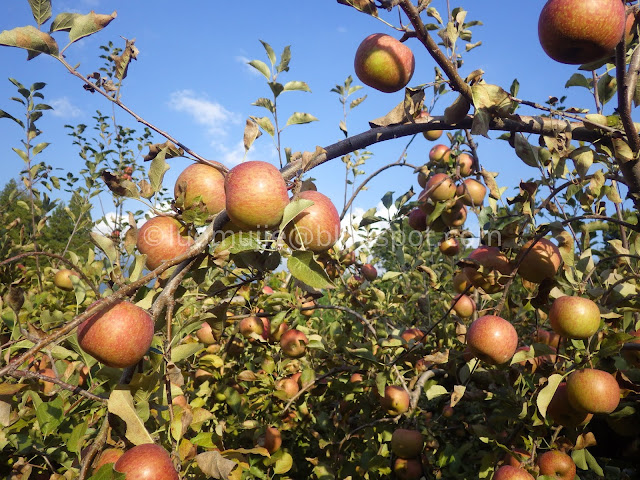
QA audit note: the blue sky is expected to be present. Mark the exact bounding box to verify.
[0,1,630,228]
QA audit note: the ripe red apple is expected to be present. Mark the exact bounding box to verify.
[114,443,179,480]
[393,457,423,480]
[408,208,427,231]
[285,190,341,252]
[224,160,289,230]
[493,465,535,480]
[463,246,513,294]
[380,385,410,416]
[538,0,626,65]
[566,368,620,414]
[417,167,429,188]
[547,382,593,427]
[276,376,300,398]
[341,250,356,266]
[452,294,475,318]
[354,33,415,93]
[516,238,562,283]
[425,173,456,202]
[456,178,486,206]
[93,448,124,472]
[391,428,424,458]
[401,328,426,345]
[535,327,561,349]
[174,163,225,214]
[270,321,289,342]
[456,153,474,177]
[503,448,531,468]
[280,328,309,358]
[196,322,216,345]
[53,269,79,291]
[263,426,282,453]
[361,263,377,281]
[439,237,461,256]
[239,316,264,340]
[441,201,467,227]
[300,300,316,317]
[537,450,576,480]
[78,301,154,369]
[417,198,448,232]
[424,129,443,141]
[466,315,518,365]
[549,295,600,339]
[137,216,194,270]
[429,144,451,164]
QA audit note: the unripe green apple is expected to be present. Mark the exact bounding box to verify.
[566,368,620,414]
[53,269,79,291]
[549,295,600,339]
[174,163,225,214]
[78,301,154,369]
[224,161,289,230]
[424,129,443,141]
[354,33,415,93]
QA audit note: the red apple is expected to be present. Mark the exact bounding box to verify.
[453,270,474,294]
[456,178,486,207]
[78,301,154,369]
[456,153,474,177]
[537,450,576,480]
[516,238,562,283]
[380,385,410,416]
[547,382,593,427]
[280,328,309,358]
[535,328,561,349]
[393,457,423,480]
[401,328,426,345]
[452,294,475,319]
[93,448,124,472]
[424,129,443,141]
[408,208,427,231]
[566,368,620,414]
[354,33,415,93]
[538,0,626,65]
[114,443,179,480]
[424,173,456,202]
[224,160,289,230]
[53,269,79,291]
[463,246,513,294]
[137,216,193,270]
[439,237,461,256]
[263,426,282,453]
[391,430,423,459]
[174,163,225,214]
[429,144,451,164]
[276,376,300,398]
[466,315,518,365]
[196,322,216,345]
[239,316,264,340]
[493,465,534,480]
[285,190,341,252]
[441,201,467,227]
[549,295,600,339]
[361,263,377,281]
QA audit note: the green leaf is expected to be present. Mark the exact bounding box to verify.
[569,146,595,177]
[565,73,591,89]
[283,81,311,93]
[32,142,50,155]
[67,421,88,453]
[260,39,276,66]
[64,11,117,43]
[252,97,275,113]
[381,191,393,209]
[215,232,262,255]
[269,81,284,98]
[585,449,604,476]
[248,59,271,80]
[274,452,293,474]
[0,25,59,59]
[171,343,203,363]
[597,73,617,106]
[36,396,63,436]
[107,388,154,445]
[90,232,117,265]
[0,109,24,127]
[426,384,448,400]
[250,116,275,137]
[572,449,587,470]
[277,45,291,73]
[537,373,563,419]
[287,251,333,289]
[12,147,30,163]
[148,148,171,194]
[50,13,79,33]
[28,0,52,26]
[513,133,539,168]
[285,112,318,127]
[87,464,126,480]
[279,198,314,231]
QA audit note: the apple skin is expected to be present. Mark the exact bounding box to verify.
[263,426,282,453]
[493,465,535,480]
[424,173,456,202]
[137,216,194,270]
[361,263,377,281]
[224,161,289,230]
[401,328,426,345]
[549,295,600,339]
[196,322,216,345]
[424,129,443,141]
[393,457,423,480]
[463,246,513,294]
[429,144,451,164]
[93,448,124,472]
[280,328,309,358]
[391,429,423,459]
[78,301,154,369]
[538,0,626,65]
[238,316,265,340]
[439,237,460,256]
[535,327,561,349]
[441,201,467,227]
[452,294,475,318]
[408,208,427,231]
[466,315,518,365]
[456,153,474,177]
[453,271,474,294]
[354,33,415,93]
[516,238,562,283]
[456,178,486,207]
[547,382,593,427]
[174,163,225,214]
[53,269,79,291]
[285,190,341,252]
[380,385,410,416]
[537,450,576,480]
[114,443,179,480]
[275,376,300,398]
[622,329,640,366]
[566,368,620,414]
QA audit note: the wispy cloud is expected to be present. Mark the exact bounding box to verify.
[168,90,240,137]
[236,55,266,77]
[49,97,82,118]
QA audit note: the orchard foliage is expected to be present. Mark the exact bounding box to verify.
[2,0,640,479]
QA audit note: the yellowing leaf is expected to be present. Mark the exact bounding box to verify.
[107,389,154,445]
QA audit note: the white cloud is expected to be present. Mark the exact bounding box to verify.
[49,97,82,118]
[236,55,265,77]
[168,90,240,137]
